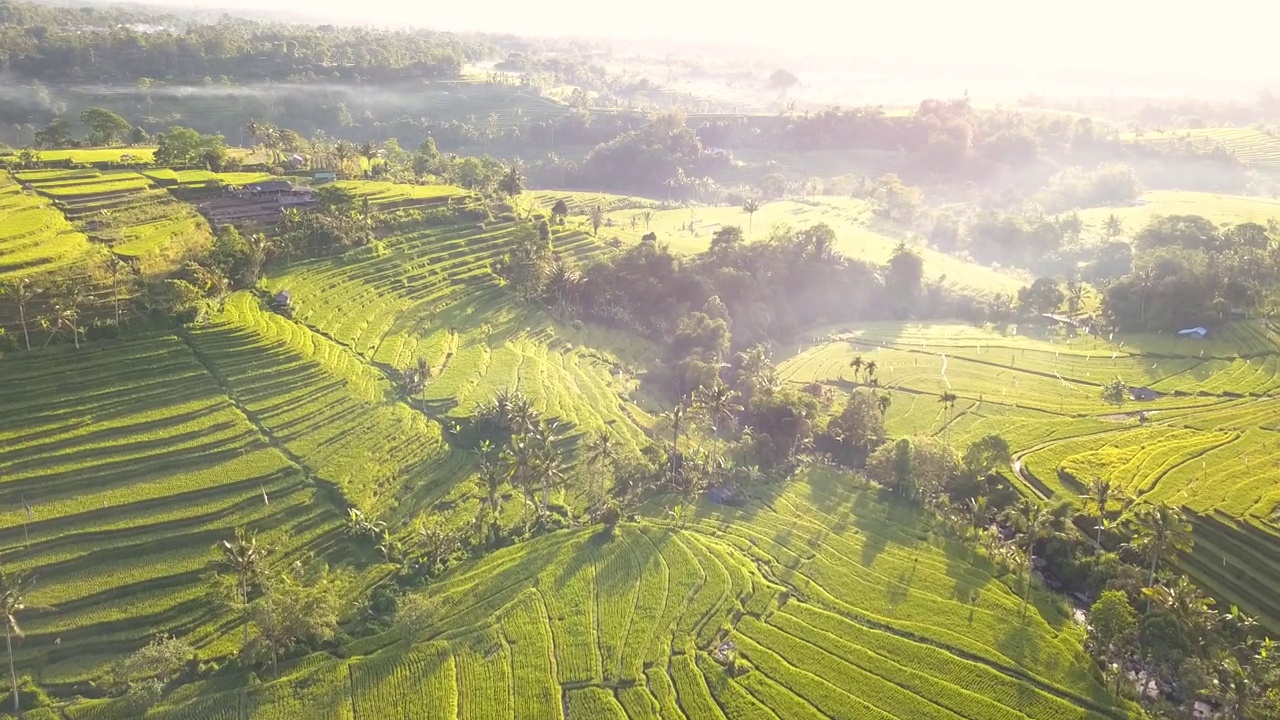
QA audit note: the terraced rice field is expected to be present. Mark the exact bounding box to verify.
[548,195,1027,298]
[265,218,659,466]
[81,468,1137,720]
[0,148,156,164]
[144,169,276,188]
[0,337,344,682]
[186,293,463,518]
[779,319,1280,631]
[0,173,104,280]
[14,168,213,261]
[1125,126,1280,170]
[333,180,467,208]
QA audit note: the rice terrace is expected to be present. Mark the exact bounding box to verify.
[1,1,1279,718]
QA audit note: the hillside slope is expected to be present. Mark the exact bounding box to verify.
[77,469,1137,720]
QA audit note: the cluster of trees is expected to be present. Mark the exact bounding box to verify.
[1101,216,1280,330]
[28,107,146,149]
[541,223,953,356]
[0,1,487,84]
[1072,485,1279,717]
[695,97,1111,180]
[572,114,730,200]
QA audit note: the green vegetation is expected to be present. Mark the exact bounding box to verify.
[777,320,1280,631]
[76,469,1137,719]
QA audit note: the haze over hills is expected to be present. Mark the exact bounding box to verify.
[68,0,1280,104]
[3,0,1280,717]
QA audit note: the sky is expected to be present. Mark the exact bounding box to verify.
[165,0,1280,95]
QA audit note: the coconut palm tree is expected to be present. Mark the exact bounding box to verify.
[499,162,525,198]
[693,379,741,471]
[0,571,36,713]
[216,527,267,646]
[742,198,760,237]
[1067,281,1085,315]
[1135,267,1156,327]
[876,393,892,417]
[532,420,567,514]
[585,432,616,505]
[1125,502,1193,588]
[938,391,958,441]
[661,402,687,489]
[0,278,37,351]
[474,442,504,544]
[1001,499,1063,611]
[1103,214,1124,240]
[1142,574,1216,643]
[107,255,127,330]
[1080,477,1114,551]
[504,434,536,526]
[849,355,865,382]
[54,302,80,349]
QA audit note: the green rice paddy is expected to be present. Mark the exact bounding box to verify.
[74,468,1138,719]
[778,319,1280,630]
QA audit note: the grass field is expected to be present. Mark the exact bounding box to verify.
[1075,190,1280,239]
[74,468,1136,719]
[777,319,1280,631]
[535,192,1028,298]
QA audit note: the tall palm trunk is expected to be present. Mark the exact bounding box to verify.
[6,625,17,713]
[241,575,250,646]
[17,304,29,351]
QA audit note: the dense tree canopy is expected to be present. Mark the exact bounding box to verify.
[0,1,486,83]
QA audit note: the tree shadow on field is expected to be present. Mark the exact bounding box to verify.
[943,541,993,607]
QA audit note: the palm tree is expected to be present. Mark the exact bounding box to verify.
[849,355,865,381]
[334,140,357,176]
[1080,477,1114,551]
[590,204,605,236]
[1135,267,1155,327]
[216,528,266,646]
[0,571,36,713]
[876,393,892,417]
[499,162,525,198]
[585,432,616,505]
[0,278,37,351]
[505,434,537,526]
[1103,214,1124,240]
[1125,502,1193,588]
[475,442,504,544]
[414,357,431,412]
[1066,281,1085,315]
[244,119,261,152]
[742,198,761,237]
[1002,499,1062,611]
[864,360,878,381]
[661,402,687,489]
[938,391,958,441]
[532,420,566,514]
[107,255,127,330]
[693,379,741,471]
[53,300,80,349]
[359,141,380,172]
[1142,574,1216,642]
